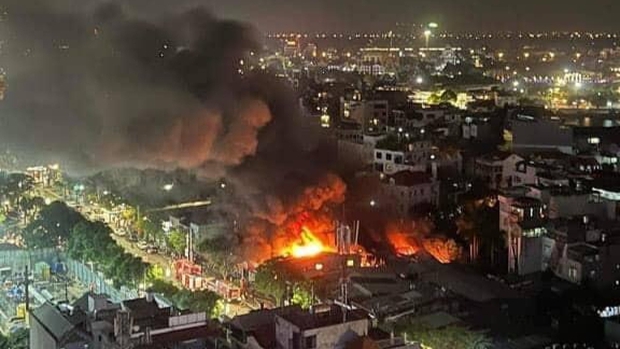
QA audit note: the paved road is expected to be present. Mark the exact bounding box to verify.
[32,185,253,316]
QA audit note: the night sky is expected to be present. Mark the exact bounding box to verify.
[111,0,620,32]
[11,0,620,32]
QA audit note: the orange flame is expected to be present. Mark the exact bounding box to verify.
[387,231,420,256]
[282,226,333,258]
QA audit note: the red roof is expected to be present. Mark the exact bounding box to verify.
[388,171,433,186]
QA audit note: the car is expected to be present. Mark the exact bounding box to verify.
[137,241,149,250]
[146,246,159,254]
[115,229,127,237]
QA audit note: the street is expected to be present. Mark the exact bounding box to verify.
[31,184,253,317]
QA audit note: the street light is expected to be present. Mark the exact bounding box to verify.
[370,200,376,207]
[415,76,424,84]
[424,30,432,48]
[162,184,174,191]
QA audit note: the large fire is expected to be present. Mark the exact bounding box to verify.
[282,226,333,258]
[385,221,460,264]
[275,211,336,259]
[388,231,420,256]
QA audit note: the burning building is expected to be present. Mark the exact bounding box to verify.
[385,220,461,264]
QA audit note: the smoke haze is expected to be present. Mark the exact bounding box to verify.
[0,0,343,261]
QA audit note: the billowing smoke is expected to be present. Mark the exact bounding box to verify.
[0,1,270,172]
[0,0,343,261]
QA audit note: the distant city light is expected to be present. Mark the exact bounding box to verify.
[415,76,424,84]
[163,184,174,191]
[428,22,438,29]
[370,200,376,207]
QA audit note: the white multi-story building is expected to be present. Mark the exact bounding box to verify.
[474,153,525,189]
[381,170,439,217]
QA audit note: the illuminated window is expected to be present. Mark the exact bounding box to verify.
[588,137,600,145]
[346,259,355,267]
[314,263,323,271]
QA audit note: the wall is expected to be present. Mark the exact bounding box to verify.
[519,237,543,275]
[275,316,368,349]
[511,118,573,152]
[66,259,138,302]
[381,182,438,217]
[303,319,368,349]
[0,248,57,275]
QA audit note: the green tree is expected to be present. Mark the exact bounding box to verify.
[23,201,85,249]
[253,261,286,305]
[0,328,29,349]
[146,264,165,282]
[427,92,442,105]
[440,89,458,103]
[395,322,492,349]
[167,229,187,255]
[291,282,313,309]
[150,279,179,295]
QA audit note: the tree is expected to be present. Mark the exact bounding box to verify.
[146,264,165,282]
[23,201,85,249]
[149,280,222,318]
[440,89,458,103]
[291,282,313,309]
[68,220,147,288]
[395,321,492,349]
[167,229,187,256]
[150,279,179,295]
[253,261,286,305]
[0,328,29,349]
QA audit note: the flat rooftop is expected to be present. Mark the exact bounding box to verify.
[277,305,368,330]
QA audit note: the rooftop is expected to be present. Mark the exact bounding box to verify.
[567,243,599,257]
[30,302,88,342]
[277,304,368,331]
[477,151,517,163]
[411,311,461,329]
[387,171,433,187]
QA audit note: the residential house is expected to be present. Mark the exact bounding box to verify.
[380,171,440,217]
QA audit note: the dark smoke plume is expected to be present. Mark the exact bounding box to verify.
[0,1,270,172]
[0,0,342,260]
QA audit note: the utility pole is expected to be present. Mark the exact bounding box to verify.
[25,264,30,312]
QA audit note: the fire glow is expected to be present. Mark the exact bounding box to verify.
[281,226,334,259]
[385,223,459,264]
[387,231,420,256]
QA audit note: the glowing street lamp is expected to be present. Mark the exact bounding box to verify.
[428,22,438,29]
[424,29,432,48]
[162,183,174,191]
